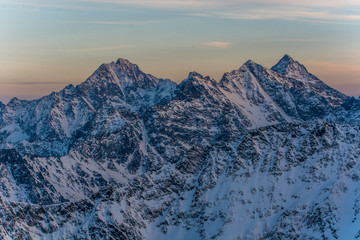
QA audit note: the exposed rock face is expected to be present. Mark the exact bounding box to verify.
[0,56,359,239]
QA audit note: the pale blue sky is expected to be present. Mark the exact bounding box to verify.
[1,0,360,102]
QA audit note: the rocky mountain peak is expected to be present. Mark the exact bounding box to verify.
[6,97,24,107]
[178,71,216,89]
[82,58,159,90]
[114,58,141,73]
[270,55,348,106]
[0,101,4,122]
[243,59,256,67]
[271,54,309,77]
[173,71,219,102]
[220,61,256,86]
[181,71,218,90]
[187,71,213,83]
[240,59,260,72]
[241,59,269,74]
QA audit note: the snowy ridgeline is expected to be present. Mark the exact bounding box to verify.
[0,55,360,239]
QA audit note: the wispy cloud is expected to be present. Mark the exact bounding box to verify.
[0,0,85,10]
[213,7,360,22]
[203,41,232,48]
[275,38,320,42]
[60,45,130,52]
[4,0,360,9]
[82,0,218,8]
[82,0,360,8]
[84,0,360,22]
[3,0,360,22]
[253,38,320,43]
[0,81,69,85]
[84,20,159,25]
[250,0,360,8]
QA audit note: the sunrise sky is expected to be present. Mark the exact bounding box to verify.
[1,0,360,103]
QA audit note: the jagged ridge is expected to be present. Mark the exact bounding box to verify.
[0,55,359,239]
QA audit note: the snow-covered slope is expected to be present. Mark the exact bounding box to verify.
[146,122,360,239]
[0,101,4,125]
[234,58,347,121]
[0,58,176,156]
[219,60,292,127]
[0,55,359,239]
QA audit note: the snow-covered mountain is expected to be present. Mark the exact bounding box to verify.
[0,55,359,239]
[0,101,4,125]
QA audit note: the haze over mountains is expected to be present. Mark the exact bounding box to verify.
[0,55,360,239]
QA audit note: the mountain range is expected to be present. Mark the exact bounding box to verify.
[0,55,360,239]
